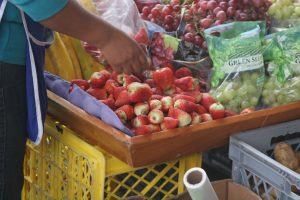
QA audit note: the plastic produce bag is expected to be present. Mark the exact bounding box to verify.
[262,26,300,108]
[204,21,266,113]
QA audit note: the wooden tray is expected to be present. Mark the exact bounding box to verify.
[47,90,300,167]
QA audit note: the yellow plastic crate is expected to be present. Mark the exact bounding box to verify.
[23,116,202,200]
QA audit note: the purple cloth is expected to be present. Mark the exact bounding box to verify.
[44,72,133,136]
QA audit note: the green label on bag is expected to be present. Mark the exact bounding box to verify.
[222,54,264,73]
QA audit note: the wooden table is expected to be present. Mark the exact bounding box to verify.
[47,90,300,167]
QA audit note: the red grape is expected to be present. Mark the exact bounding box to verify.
[219,2,228,10]
[173,5,181,12]
[214,20,223,26]
[183,10,193,21]
[200,18,212,29]
[228,0,237,8]
[213,7,223,15]
[239,13,249,21]
[142,6,151,16]
[164,15,174,25]
[216,10,227,21]
[162,6,172,17]
[185,23,195,33]
[151,7,160,18]
[194,35,204,47]
[250,11,258,20]
[183,32,195,42]
[207,0,218,10]
[227,7,235,17]
[199,1,208,11]
[251,0,265,8]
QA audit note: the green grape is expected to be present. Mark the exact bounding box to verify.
[250,97,258,106]
[241,101,251,109]
[295,6,300,15]
[274,10,283,19]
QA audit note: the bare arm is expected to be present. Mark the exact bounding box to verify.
[40,0,149,74]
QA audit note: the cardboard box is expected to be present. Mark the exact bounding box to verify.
[123,179,261,200]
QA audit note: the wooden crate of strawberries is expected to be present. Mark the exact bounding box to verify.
[47,66,300,167]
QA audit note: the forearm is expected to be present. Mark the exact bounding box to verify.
[40,0,117,49]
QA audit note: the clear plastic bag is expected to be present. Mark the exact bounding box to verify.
[204,21,266,113]
[262,26,300,108]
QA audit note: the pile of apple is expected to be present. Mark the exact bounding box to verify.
[70,65,236,136]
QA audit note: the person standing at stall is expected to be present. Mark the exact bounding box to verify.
[0,0,149,199]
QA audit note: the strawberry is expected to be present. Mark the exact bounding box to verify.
[115,90,131,107]
[153,67,174,90]
[152,87,164,95]
[145,79,156,88]
[161,117,179,130]
[197,105,208,114]
[86,88,107,100]
[173,94,196,103]
[134,27,149,45]
[163,85,176,96]
[200,93,216,110]
[90,70,111,88]
[240,108,254,115]
[104,79,118,94]
[131,115,149,128]
[70,79,89,91]
[113,86,126,100]
[161,96,173,112]
[225,110,237,117]
[209,103,225,119]
[176,87,183,94]
[200,113,213,122]
[151,95,164,100]
[123,74,141,87]
[100,95,116,110]
[182,91,202,103]
[175,67,193,78]
[134,102,150,116]
[127,82,152,103]
[149,99,162,110]
[174,99,199,113]
[174,76,199,91]
[112,71,124,85]
[116,105,134,120]
[148,109,164,124]
[132,124,161,136]
[115,110,127,124]
[191,112,202,125]
[168,107,192,127]
[164,63,175,72]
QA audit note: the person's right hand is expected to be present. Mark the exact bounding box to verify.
[100,29,150,74]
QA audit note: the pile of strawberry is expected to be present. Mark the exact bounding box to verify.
[70,65,236,136]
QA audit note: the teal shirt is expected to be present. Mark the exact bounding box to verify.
[0,0,69,65]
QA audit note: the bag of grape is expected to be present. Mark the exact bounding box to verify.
[262,26,300,107]
[204,21,266,113]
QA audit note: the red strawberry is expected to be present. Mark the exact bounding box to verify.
[115,90,131,107]
[200,93,216,110]
[70,79,89,90]
[113,86,126,99]
[152,87,163,95]
[174,99,199,113]
[111,71,124,85]
[209,103,225,119]
[240,108,254,115]
[149,99,162,110]
[182,91,202,103]
[175,67,193,78]
[132,124,160,136]
[197,105,208,114]
[86,88,107,100]
[176,87,183,94]
[116,105,134,120]
[161,117,179,130]
[161,96,173,112]
[173,94,196,103]
[191,112,202,125]
[115,110,127,124]
[127,82,152,103]
[153,67,174,90]
[163,85,176,96]
[145,79,156,88]
[104,79,118,94]
[164,62,175,72]
[134,102,150,116]
[123,74,141,87]
[90,70,111,88]
[100,95,116,110]
[200,113,213,122]
[174,76,199,91]
[134,27,149,45]
[131,115,149,128]
[151,95,164,100]
[225,110,237,117]
[168,107,192,127]
[148,109,164,124]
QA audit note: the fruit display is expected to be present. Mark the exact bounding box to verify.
[70,65,234,136]
[268,0,300,20]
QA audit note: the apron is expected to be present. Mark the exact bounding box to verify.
[0,0,53,144]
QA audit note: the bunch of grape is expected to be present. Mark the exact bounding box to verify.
[182,0,272,46]
[268,0,300,20]
[262,76,300,107]
[210,72,263,113]
[140,0,182,32]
